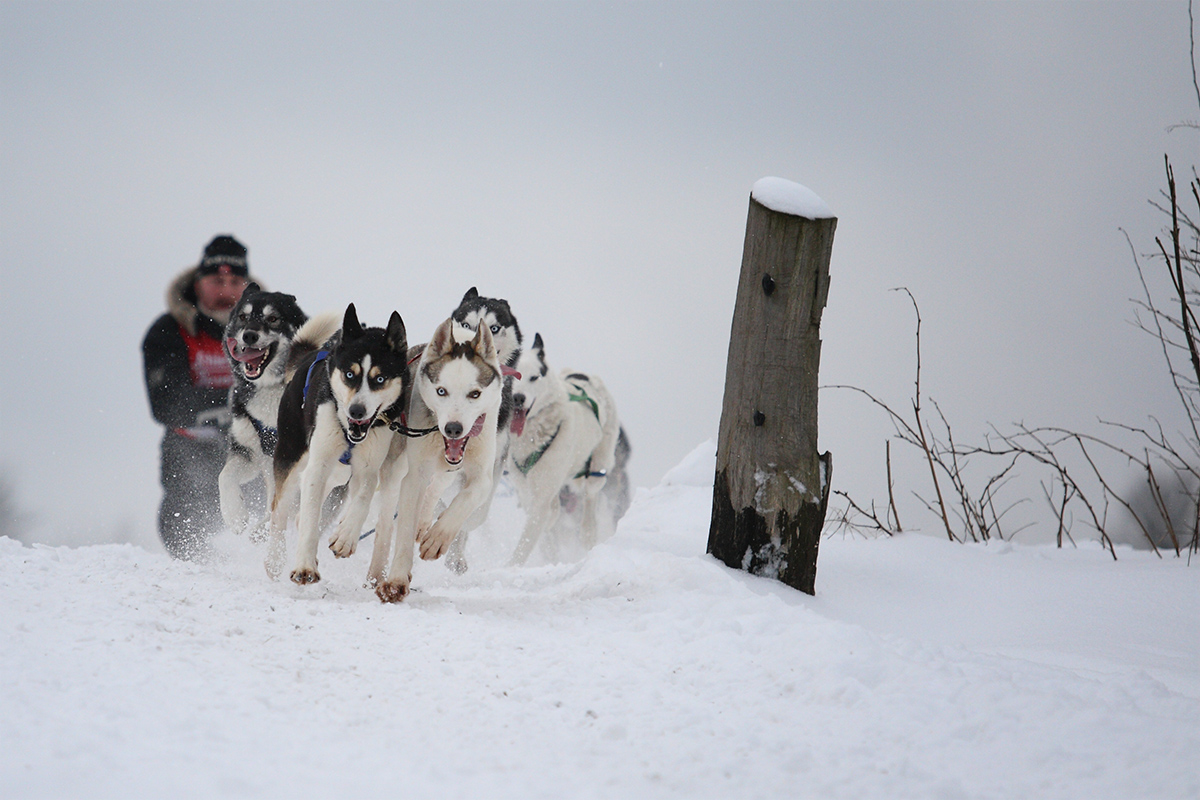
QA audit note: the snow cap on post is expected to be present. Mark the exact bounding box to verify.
[751,177,834,220]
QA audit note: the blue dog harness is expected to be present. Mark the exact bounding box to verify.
[303,350,354,465]
[302,350,330,405]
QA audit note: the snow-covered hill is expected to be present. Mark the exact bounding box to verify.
[2,443,1198,799]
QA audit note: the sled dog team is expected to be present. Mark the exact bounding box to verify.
[219,286,630,602]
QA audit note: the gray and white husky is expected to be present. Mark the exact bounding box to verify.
[369,318,503,602]
[437,287,524,573]
[506,333,623,565]
[268,303,410,585]
[218,283,309,537]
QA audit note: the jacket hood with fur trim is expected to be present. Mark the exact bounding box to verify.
[165,266,263,336]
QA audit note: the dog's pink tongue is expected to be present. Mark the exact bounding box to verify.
[226,338,268,363]
[510,406,527,436]
[467,414,486,437]
[444,436,467,463]
[443,415,488,463]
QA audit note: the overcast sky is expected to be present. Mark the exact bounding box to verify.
[2,1,1197,549]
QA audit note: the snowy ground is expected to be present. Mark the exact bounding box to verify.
[3,442,1198,799]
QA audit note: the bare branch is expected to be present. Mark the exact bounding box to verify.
[1124,226,1200,445]
[1191,0,1200,114]
[886,440,902,532]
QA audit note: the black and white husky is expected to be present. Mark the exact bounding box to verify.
[218,283,309,537]
[437,287,525,573]
[268,303,410,585]
[368,318,503,602]
[450,286,524,462]
[506,333,623,565]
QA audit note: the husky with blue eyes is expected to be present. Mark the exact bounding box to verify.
[266,303,410,586]
[451,286,523,379]
[425,287,526,574]
[367,317,503,602]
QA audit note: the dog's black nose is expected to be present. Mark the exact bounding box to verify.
[513,393,526,407]
[348,403,367,420]
[444,421,464,439]
[243,330,259,345]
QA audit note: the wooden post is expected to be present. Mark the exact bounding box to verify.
[707,177,835,595]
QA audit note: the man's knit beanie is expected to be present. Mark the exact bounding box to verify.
[197,235,249,277]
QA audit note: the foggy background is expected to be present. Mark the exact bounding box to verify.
[2,1,1197,551]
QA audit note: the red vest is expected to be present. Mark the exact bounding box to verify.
[179,324,234,390]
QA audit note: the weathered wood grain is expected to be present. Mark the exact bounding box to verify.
[708,194,835,595]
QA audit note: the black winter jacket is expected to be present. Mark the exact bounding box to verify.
[142,267,237,434]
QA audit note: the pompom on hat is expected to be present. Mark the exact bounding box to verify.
[196,234,248,277]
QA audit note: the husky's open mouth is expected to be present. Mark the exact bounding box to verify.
[226,338,275,381]
[442,415,487,466]
[444,436,468,466]
[346,414,377,444]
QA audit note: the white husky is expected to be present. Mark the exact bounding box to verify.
[506,333,621,565]
[440,287,525,574]
[369,318,503,602]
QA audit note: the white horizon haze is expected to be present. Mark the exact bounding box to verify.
[1,1,1197,550]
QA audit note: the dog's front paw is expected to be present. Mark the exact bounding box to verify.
[264,540,286,580]
[222,503,249,536]
[290,567,321,585]
[417,523,456,561]
[444,550,469,575]
[249,517,271,544]
[327,526,359,559]
[375,575,411,603]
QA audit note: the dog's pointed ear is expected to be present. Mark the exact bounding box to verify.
[532,333,544,353]
[386,311,407,353]
[427,317,454,356]
[342,303,363,341]
[243,281,260,297]
[461,287,479,304]
[471,321,498,364]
